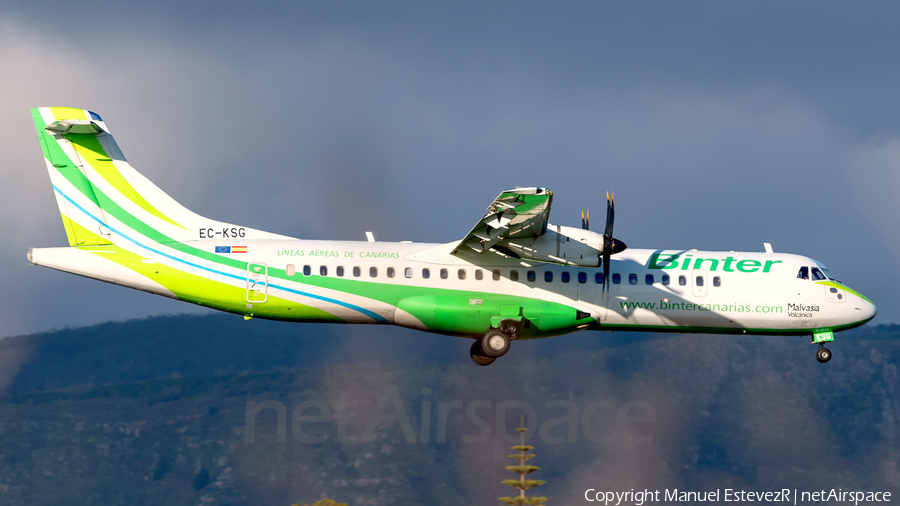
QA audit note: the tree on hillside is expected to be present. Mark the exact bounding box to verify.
[292,499,347,506]
[498,416,548,506]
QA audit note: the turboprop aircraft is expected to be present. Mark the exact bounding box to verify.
[27,107,877,365]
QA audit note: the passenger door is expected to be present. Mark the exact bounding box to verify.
[577,269,607,321]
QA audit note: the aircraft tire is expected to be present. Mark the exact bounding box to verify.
[481,329,510,358]
[470,340,496,366]
[816,347,832,363]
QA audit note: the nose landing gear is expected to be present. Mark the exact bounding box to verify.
[812,330,834,364]
[816,344,832,363]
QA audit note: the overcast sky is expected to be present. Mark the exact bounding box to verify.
[2,1,900,337]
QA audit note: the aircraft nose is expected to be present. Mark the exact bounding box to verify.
[857,298,877,323]
[865,301,877,321]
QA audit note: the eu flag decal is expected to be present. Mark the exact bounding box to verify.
[215,246,231,253]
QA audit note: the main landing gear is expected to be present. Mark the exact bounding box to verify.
[470,341,496,366]
[470,323,517,366]
[816,344,832,364]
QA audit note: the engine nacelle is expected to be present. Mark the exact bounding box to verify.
[505,224,603,267]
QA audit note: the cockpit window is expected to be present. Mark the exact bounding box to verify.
[811,267,827,281]
[797,266,809,280]
[820,267,837,281]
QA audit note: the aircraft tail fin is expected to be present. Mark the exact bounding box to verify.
[32,107,292,247]
[33,107,113,246]
[32,107,257,247]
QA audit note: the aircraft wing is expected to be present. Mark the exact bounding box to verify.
[451,187,553,257]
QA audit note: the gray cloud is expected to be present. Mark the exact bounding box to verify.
[1,2,899,336]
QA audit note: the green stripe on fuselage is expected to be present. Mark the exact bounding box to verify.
[79,245,342,322]
[262,267,583,337]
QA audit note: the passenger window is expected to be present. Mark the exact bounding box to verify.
[458,269,466,280]
[561,272,570,283]
[303,265,311,276]
[645,274,654,285]
[544,271,553,282]
[578,272,587,284]
[286,264,295,276]
[475,269,483,280]
[595,272,604,284]
[679,275,686,286]
[696,276,704,287]
[423,268,430,279]
[492,270,501,281]
[811,267,827,281]
[387,267,395,278]
[353,266,361,277]
[713,276,721,287]
[370,267,378,277]
[319,266,328,276]
[404,267,413,278]
[440,269,448,279]
[797,266,809,280]
[527,271,536,282]
[628,273,638,285]
[510,270,519,282]
[612,273,621,284]
[662,274,670,286]
[336,266,345,277]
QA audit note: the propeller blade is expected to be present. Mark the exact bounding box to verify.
[602,192,615,295]
[605,192,615,239]
[602,251,610,295]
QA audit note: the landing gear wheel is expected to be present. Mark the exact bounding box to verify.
[816,347,832,363]
[481,329,511,358]
[470,340,496,366]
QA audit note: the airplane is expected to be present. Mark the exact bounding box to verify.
[27,107,877,365]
